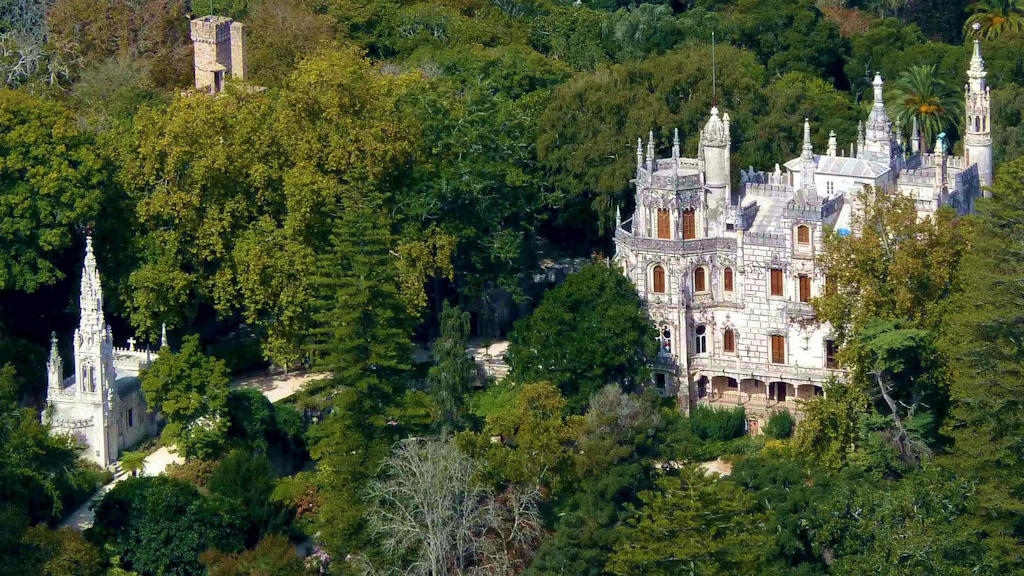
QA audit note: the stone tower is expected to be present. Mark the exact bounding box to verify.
[859,74,900,168]
[799,119,817,194]
[71,236,118,466]
[700,106,731,227]
[964,39,993,193]
[190,15,247,94]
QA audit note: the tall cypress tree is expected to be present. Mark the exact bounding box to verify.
[943,159,1024,561]
[427,302,476,433]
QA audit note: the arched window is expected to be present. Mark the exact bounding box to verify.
[983,116,987,131]
[723,328,735,353]
[652,265,666,293]
[656,209,671,239]
[797,225,810,244]
[723,267,734,292]
[682,209,696,240]
[694,267,706,292]
[694,325,707,354]
[975,116,980,131]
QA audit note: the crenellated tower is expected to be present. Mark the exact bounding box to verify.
[964,39,993,193]
[190,15,247,94]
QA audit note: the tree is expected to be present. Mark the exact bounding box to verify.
[362,438,542,576]
[507,264,657,409]
[140,335,230,459]
[89,476,245,576]
[793,378,870,470]
[18,525,104,576]
[225,388,276,453]
[888,64,963,147]
[941,158,1024,554]
[0,91,109,293]
[120,451,147,478]
[964,0,1024,39]
[605,466,770,576]
[201,534,310,576]
[458,382,580,488]
[428,302,476,432]
[208,450,289,546]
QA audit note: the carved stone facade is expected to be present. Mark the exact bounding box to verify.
[614,45,991,429]
[44,238,160,468]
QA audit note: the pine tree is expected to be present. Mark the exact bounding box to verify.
[943,159,1024,566]
[307,188,417,557]
[428,302,476,433]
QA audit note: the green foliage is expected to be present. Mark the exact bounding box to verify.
[794,379,870,470]
[606,466,770,576]
[964,0,1024,39]
[507,264,657,409]
[0,91,109,293]
[225,388,275,453]
[941,159,1024,550]
[141,335,230,459]
[888,64,964,146]
[89,476,246,576]
[208,450,291,546]
[119,451,147,477]
[201,533,310,576]
[763,409,795,439]
[427,302,476,432]
[688,405,746,442]
[18,525,105,576]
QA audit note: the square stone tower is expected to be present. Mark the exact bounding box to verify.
[190,15,246,94]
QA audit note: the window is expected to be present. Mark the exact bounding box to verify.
[770,268,784,296]
[127,408,134,428]
[723,267,734,292]
[726,222,735,231]
[770,335,785,364]
[799,275,811,302]
[797,225,810,244]
[655,373,666,389]
[656,209,671,239]
[653,265,666,293]
[695,325,707,354]
[659,328,672,355]
[694,267,706,292]
[682,209,696,240]
[825,339,838,369]
[826,182,835,194]
[723,329,735,353]
[727,379,738,388]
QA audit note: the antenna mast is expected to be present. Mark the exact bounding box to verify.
[711,30,717,106]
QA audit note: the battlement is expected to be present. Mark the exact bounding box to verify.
[191,15,233,43]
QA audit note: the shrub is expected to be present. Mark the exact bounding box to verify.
[764,409,796,439]
[689,405,746,442]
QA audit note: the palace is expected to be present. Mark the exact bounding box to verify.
[43,238,160,468]
[614,41,991,430]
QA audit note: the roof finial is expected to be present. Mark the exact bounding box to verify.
[672,128,680,159]
[160,323,168,348]
[646,131,654,171]
[911,116,921,154]
[801,118,813,159]
[636,138,643,169]
[826,130,837,156]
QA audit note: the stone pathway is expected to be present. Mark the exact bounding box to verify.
[59,370,328,531]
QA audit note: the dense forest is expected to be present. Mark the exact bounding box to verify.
[1,0,1024,574]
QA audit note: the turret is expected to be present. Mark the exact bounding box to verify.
[964,39,993,192]
[190,15,247,94]
[911,117,922,154]
[861,74,898,166]
[701,106,731,216]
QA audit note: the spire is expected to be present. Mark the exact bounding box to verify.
[646,131,655,172]
[615,205,621,229]
[47,331,63,391]
[968,38,987,94]
[711,30,717,107]
[801,118,814,160]
[826,130,837,156]
[856,121,865,157]
[911,117,921,154]
[80,235,105,334]
[872,74,885,108]
[48,332,61,370]
[672,128,680,159]
[636,138,643,169]
[161,323,168,348]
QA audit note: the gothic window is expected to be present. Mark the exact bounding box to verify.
[770,335,785,364]
[657,209,671,239]
[799,275,811,302]
[723,329,735,353]
[770,268,784,296]
[694,267,707,292]
[695,325,707,354]
[797,225,810,244]
[652,265,666,293]
[975,116,980,132]
[825,339,838,369]
[682,209,696,240]
[723,267,734,292]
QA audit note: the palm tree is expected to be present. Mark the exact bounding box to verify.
[888,65,963,150]
[964,0,1024,39]
[120,450,147,477]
